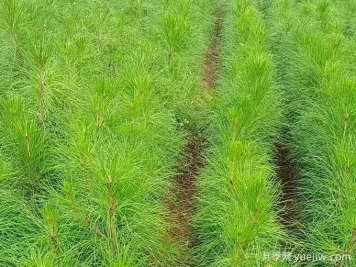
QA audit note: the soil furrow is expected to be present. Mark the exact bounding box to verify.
[167,11,224,266]
[275,142,300,234]
[201,10,224,92]
[168,133,207,266]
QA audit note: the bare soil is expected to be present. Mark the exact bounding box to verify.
[166,11,224,267]
[167,133,207,266]
[201,12,224,91]
[274,143,299,229]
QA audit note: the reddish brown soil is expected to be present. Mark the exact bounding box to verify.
[166,12,223,266]
[167,133,207,264]
[201,13,223,91]
[275,143,299,228]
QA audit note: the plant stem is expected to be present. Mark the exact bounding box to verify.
[335,227,356,267]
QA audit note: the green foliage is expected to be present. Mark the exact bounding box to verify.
[194,1,288,266]
[0,0,215,266]
[2,0,355,266]
[269,0,356,266]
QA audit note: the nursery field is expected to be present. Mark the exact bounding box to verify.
[0,0,355,266]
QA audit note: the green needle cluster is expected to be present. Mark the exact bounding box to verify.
[194,1,289,266]
[0,0,214,266]
[1,0,356,266]
[270,0,356,266]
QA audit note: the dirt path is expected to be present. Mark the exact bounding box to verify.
[201,10,224,92]
[167,11,224,267]
[274,142,299,233]
[168,133,207,266]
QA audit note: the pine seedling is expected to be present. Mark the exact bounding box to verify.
[0,98,49,199]
[0,189,42,266]
[194,1,290,266]
[0,0,232,266]
[269,0,356,266]
[0,0,25,60]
